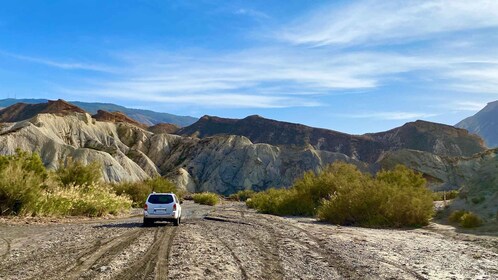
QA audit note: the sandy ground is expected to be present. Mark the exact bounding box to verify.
[0,201,497,280]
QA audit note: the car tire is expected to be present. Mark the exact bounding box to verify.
[143,218,153,227]
[173,217,180,226]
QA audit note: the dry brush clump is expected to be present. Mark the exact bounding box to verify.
[228,189,256,201]
[0,150,131,217]
[112,176,183,207]
[449,210,483,228]
[247,162,434,228]
[192,192,220,206]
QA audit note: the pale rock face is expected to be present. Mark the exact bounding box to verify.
[0,113,151,182]
[0,112,365,194]
[172,168,197,192]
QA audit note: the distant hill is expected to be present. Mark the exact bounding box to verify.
[456,101,498,148]
[0,99,85,122]
[177,115,486,162]
[0,98,197,127]
[0,99,492,197]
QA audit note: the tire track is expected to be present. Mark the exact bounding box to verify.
[278,221,362,279]
[204,211,284,280]
[378,259,428,280]
[198,221,249,280]
[155,226,177,280]
[220,221,284,280]
[285,221,427,280]
[0,237,10,261]
[64,228,142,279]
[116,225,177,280]
[25,231,134,280]
[29,228,143,280]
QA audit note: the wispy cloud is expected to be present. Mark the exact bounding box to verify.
[0,51,115,73]
[449,101,487,111]
[234,8,270,20]
[51,46,498,108]
[446,65,498,93]
[10,1,498,111]
[279,0,498,47]
[341,111,438,120]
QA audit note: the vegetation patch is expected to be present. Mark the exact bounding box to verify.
[56,158,102,187]
[192,192,220,206]
[0,150,131,217]
[247,162,434,228]
[449,210,483,228]
[229,189,256,202]
[432,190,459,201]
[460,212,483,228]
[112,177,183,207]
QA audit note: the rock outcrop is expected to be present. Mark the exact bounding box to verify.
[148,123,180,134]
[0,104,365,194]
[92,110,148,129]
[0,100,491,195]
[456,100,498,148]
[177,115,486,162]
[0,99,85,122]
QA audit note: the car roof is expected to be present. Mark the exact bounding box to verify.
[148,192,175,195]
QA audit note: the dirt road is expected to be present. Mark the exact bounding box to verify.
[0,201,497,280]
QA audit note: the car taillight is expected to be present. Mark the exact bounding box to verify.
[144,204,148,211]
[173,204,177,211]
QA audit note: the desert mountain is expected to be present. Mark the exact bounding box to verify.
[0,98,197,127]
[148,123,180,134]
[92,110,148,129]
[0,99,85,122]
[177,115,486,162]
[456,100,498,148]
[0,100,490,195]
[0,100,368,194]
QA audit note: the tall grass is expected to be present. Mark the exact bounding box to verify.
[35,183,132,217]
[192,192,220,206]
[112,177,183,207]
[247,162,434,228]
[229,190,256,202]
[56,157,102,187]
[0,150,131,217]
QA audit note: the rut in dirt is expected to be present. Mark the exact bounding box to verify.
[116,225,177,280]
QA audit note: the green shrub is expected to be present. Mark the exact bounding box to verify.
[229,190,256,201]
[248,162,434,228]
[460,212,483,228]
[56,158,102,187]
[35,183,132,217]
[0,150,132,217]
[471,196,485,204]
[246,188,302,215]
[432,190,459,201]
[292,163,368,216]
[112,177,181,207]
[192,192,220,206]
[449,210,468,223]
[0,150,53,215]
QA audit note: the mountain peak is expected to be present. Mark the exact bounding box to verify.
[0,99,86,123]
[456,99,498,147]
[92,110,147,128]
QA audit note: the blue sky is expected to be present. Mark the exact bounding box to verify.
[1,0,498,133]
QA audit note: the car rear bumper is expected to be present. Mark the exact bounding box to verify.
[144,211,179,219]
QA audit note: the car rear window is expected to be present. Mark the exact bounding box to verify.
[148,194,174,204]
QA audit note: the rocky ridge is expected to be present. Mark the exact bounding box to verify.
[456,100,498,148]
[0,100,491,195]
[177,115,486,162]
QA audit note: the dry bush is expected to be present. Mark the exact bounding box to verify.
[192,192,220,206]
[248,162,434,228]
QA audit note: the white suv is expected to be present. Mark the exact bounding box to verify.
[143,193,182,226]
